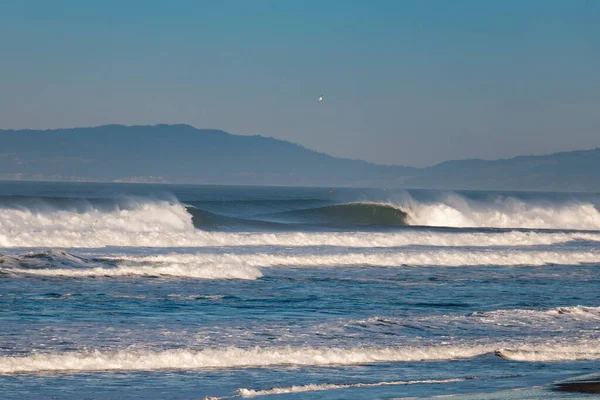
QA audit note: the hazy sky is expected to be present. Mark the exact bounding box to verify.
[1,1,599,167]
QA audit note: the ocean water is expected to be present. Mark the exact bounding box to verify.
[1,181,599,399]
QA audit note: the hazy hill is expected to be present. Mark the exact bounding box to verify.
[1,124,599,191]
[0,125,415,187]
[413,148,600,192]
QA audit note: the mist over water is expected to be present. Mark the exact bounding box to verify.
[1,182,599,399]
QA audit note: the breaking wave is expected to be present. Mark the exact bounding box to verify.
[235,378,468,398]
[0,199,195,248]
[344,305,600,338]
[113,250,600,268]
[1,195,600,248]
[0,251,261,280]
[470,306,600,324]
[4,249,599,282]
[3,249,600,281]
[0,345,490,374]
[402,193,600,230]
[259,194,600,230]
[3,262,261,280]
[496,343,600,362]
[213,199,600,230]
[2,341,599,375]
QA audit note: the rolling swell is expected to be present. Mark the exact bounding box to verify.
[2,193,600,250]
[186,207,290,231]
[186,203,409,229]
[3,197,600,247]
[264,203,409,227]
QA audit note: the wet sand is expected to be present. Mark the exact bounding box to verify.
[554,381,600,393]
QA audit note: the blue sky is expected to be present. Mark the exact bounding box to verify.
[0,0,599,166]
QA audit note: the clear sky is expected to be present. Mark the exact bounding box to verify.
[0,0,599,167]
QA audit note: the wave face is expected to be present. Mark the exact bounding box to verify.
[264,203,408,226]
[186,207,290,231]
[257,192,600,230]
[261,198,600,230]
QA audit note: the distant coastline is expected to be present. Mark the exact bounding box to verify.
[1,124,599,191]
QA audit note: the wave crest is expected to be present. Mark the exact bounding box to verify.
[402,194,600,230]
[0,345,490,374]
[113,250,600,268]
[4,250,600,281]
[3,341,600,374]
[236,377,468,398]
[0,251,261,280]
[2,196,600,248]
[497,344,600,361]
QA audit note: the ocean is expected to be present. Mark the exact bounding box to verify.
[0,181,599,399]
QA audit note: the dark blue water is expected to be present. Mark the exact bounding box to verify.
[1,181,600,399]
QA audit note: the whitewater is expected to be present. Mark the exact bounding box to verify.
[1,182,600,399]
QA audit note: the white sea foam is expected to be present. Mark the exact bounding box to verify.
[0,250,98,268]
[497,343,600,361]
[198,230,600,248]
[237,378,467,397]
[114,250,600,268]
[472,306,600,325]
[3,341,598,374]
[346,305,600,335]
[0,250,261,280]
[0,201,195,248]
[1,200,600,248]
[4,249,599,281]
[403,194,600,230]
[0,345,490,374]
[444,305,600,333]
[4,263,261,280]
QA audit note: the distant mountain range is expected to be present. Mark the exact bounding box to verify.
[1,124,599,191]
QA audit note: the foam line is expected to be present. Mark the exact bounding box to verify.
[496,344,600,361]
[115,250,600,268]
[2,342,599,374]
[0,345,490,374]
[4,264,261,280]
[237,378,467,397]
[471,306,600,323]
[4,250,599,281]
